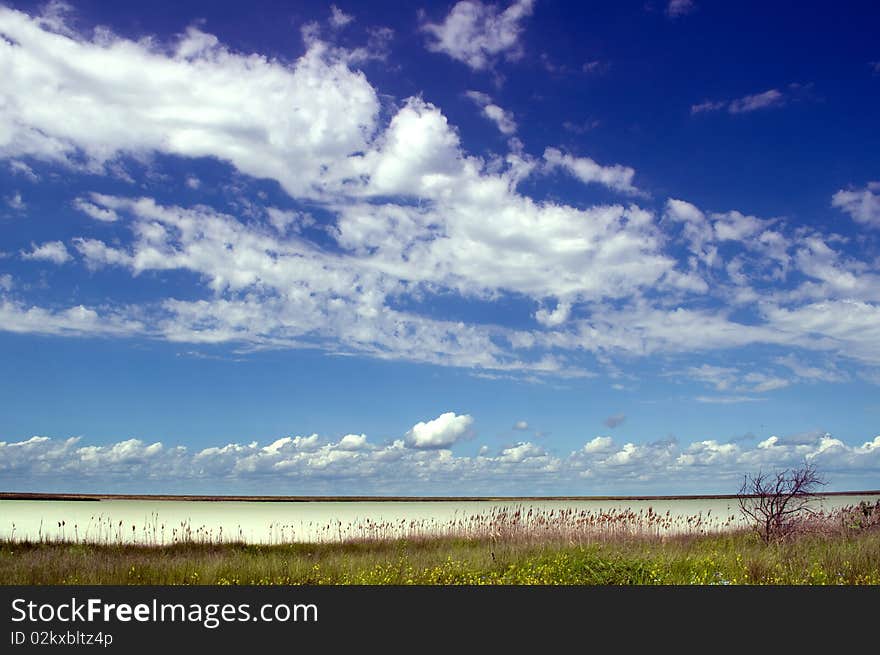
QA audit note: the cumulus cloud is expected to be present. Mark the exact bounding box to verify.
[1,6,879,385]
[405,412,474,449]
[1,428,878,494]
[832,183,880,228]
[498,441,545,463]
[0,9,701,373]
[421,0,534,71]
[21,240,71,264]
[581,436,615,454]
[337,433,369,450]
[0,7,380,197]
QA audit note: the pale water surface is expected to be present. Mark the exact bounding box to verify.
[1,495,876,544]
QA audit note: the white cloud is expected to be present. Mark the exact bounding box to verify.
[0,7,380,197]
[337,433,369,450]
[712,210,766,241]
[581,436,615,454]
[8,160,39,181]
[421,0,535,71]
[666,0,696,18]
[774,354,847,383]
[729,89,785,113]
[543,147,640,196]
[682,364,789,395]
[465,91,518,135]
[21,240,70,264]
[405,411,474,449]
[690,100,726,114]
[0,300,143,337]
[562,119,601,134]
[741,372,789,392]
[692,88,786,114]
[535,300,571,327]
[0,427,877,494]
[685,365,739,391]
[695,395,762,404]
[74,196,119,222]
[265,207,313,234]
[72,237,133,269]
[832,183,880,228]
[0,274,12,291]
[512,420,529,431]
[0,9,681,375]
[581,60,607,74]
[5,191,25,210]
[498,441,545,463]
[762,300,880,365]
[2,7,879,384]
[329,5,354,29]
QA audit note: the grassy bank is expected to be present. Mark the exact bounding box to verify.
[2,529,879,585]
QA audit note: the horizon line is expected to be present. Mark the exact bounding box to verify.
[2,490,879,502]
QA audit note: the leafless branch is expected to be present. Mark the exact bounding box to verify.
[736,462,826,543]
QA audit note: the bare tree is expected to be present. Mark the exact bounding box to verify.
[737,462,826,543]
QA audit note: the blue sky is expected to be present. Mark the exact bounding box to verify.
[1,0,879,495]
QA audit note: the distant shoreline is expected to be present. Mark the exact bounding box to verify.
[2,490,879,502]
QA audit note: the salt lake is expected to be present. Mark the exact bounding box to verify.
[2,494,877,544]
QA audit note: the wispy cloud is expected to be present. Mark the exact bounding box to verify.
[691,84,812,115]
[465,90,517,134]
[695,395,763,404]
[329,5,353,29]
[5,192,25,211]
[666,1,696,18]
[581,60,609,74]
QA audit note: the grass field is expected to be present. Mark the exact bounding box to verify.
[2,528,879,585]
[3,497,877,585]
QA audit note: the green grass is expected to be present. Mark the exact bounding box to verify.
[2,529,879,585]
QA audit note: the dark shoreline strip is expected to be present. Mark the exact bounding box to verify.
[1,490,879,502]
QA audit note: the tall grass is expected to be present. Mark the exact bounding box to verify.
[1,502,877,585]
[4,504,741,546]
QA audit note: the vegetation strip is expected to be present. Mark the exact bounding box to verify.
[2,531,879,585]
